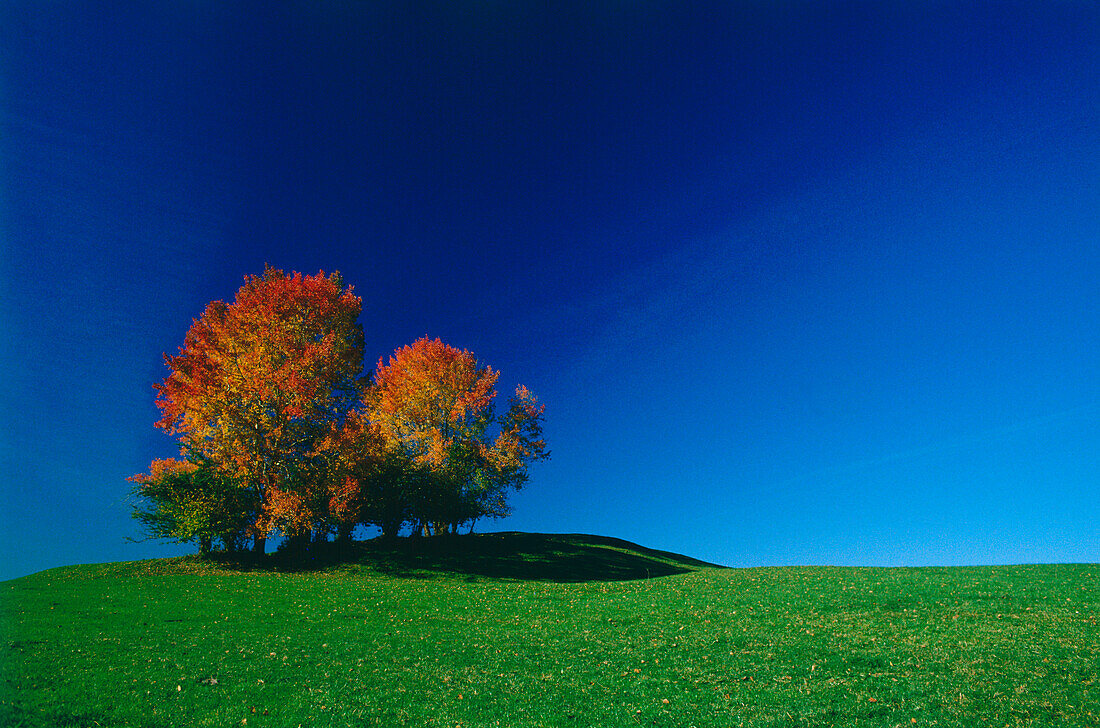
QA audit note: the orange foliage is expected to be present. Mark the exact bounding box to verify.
[128,457,198,486]
[329,475,362,523]
[491,384,548,470]
[371,336,499,467]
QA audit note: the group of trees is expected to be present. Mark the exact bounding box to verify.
[130,267,548,555]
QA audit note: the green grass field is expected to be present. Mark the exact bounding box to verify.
[2,533,1098,727]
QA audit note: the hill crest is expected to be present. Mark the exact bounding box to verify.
[14,532,724,584]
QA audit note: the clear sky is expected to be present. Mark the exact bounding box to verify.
[2,3,1098,581]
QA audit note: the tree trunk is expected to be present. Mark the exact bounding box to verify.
[381,519,400,540]
[287,533,310,555]
[225,532,245,554]
[199,536,212,556]
[253,536,266,555]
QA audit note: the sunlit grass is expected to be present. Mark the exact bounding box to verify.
[2,534,1097,727]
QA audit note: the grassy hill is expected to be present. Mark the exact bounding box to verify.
[1,533,1098,727]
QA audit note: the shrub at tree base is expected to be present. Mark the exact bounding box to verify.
[131,267,548,555]
[128,457,255,555]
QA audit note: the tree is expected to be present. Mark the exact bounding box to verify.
[128,456,255,554]
[153,267,364,552]
[368,336,548,535]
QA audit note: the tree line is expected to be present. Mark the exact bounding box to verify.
[130,267,548,555]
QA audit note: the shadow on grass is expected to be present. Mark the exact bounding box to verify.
[207,532,723,583]
[0,703,109,728]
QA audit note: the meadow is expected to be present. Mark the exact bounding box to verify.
[1,533,1097,727]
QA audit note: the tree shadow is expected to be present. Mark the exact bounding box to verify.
[199,532,724,582]
[243,531,724,582]
[0,702,110,728]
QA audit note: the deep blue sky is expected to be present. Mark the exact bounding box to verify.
[2,3,1098,581]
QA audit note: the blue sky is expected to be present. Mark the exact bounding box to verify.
[2,2,1098,580]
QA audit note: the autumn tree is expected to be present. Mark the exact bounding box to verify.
[152,267,364,553]
[368,336,548,535]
